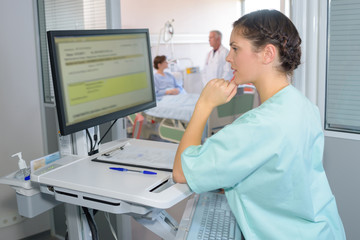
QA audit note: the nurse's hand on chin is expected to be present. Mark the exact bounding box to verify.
[198,78,238,110]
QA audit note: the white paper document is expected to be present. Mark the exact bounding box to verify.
[97,143,175,169]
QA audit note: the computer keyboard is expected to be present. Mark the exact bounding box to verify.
[185,192,242,240]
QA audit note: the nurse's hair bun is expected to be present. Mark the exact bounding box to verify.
[233,9,302,76]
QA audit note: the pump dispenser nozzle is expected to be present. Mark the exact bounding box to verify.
[12,152,27,169]
[11,152,30,181]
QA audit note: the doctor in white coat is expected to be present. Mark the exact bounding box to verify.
[202,30,233,86]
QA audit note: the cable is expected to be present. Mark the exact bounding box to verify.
[64,208,99,240]
[97,119,118,146]
[86,127,100,155]
[93,126,98,151]
[89,209,98,239]
[82,207,99,240]
[86,128,94,153]
[93,130,97,147]
[104,212,119,240]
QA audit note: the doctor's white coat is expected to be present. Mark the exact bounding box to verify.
[202,44,233,86]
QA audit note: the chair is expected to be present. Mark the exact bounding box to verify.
[207,87,258,136]
[127,113,144,139]
[158,118,186,143]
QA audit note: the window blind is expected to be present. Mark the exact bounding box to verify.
[326,0,360,133]
[38,0,107,103]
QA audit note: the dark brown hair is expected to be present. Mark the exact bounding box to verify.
[233,9,301,75]
[153,55,166,69]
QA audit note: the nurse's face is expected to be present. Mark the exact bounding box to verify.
[226,29,262,85]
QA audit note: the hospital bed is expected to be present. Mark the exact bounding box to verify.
[142,93,200,143]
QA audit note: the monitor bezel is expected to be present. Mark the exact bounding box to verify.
[47,28,156,136]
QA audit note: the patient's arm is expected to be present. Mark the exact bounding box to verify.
[165,88,180,95]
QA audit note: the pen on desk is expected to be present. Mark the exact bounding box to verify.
[109,167,157,175]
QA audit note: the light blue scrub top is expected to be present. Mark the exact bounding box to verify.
[181,85,346,240]
[154,72,184,98]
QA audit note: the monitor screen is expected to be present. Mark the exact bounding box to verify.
[47,29,156,136]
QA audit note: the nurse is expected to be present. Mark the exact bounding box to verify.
[173,9,346,240]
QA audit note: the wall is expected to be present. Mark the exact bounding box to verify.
[121,0,241,70]
[323,137,360,239]
[0,1,51,239]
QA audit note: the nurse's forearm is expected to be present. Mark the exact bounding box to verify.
[173,79,238,183]
[172,101,213,183]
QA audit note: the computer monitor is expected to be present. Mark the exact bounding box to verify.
[47,29,156,136]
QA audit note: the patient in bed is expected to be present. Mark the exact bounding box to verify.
[153,55,185,98]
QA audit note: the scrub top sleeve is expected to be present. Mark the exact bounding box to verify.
[181,111,282,193]
[181,145,204,193]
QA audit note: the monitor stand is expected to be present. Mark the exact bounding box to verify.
[57,126,133,239]
[58,126,100,157]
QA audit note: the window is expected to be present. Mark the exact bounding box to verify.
[38,0,107,103]
[325,0,360,134]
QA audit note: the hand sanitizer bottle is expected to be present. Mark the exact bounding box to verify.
[11,152,31,181]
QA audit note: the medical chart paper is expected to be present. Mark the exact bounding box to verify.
[96,142,175,170]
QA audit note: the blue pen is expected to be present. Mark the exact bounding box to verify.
[109,167,157,175]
